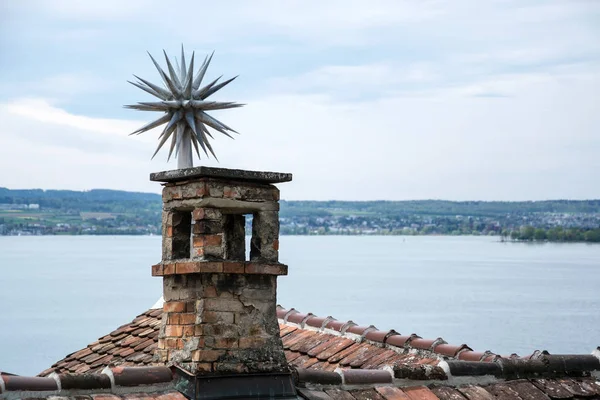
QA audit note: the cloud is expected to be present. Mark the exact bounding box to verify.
[0,1,599,200]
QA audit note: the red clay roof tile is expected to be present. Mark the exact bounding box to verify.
[434,344,472,357]
[457,385,496,400]
[431,386,468,400]
[375,386,412,400]
[403,387,440,400]
[350,388,386,400]
[324,388,357,400]
[365,329,399,344]
[505,381,551,400]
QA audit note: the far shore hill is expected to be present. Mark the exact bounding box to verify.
[0,188,599,242]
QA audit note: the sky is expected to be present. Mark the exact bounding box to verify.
[0,0,599,201]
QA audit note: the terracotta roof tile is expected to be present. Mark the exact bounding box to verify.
[375,386,412,400]
[485,382,523,400]
[347,346,388,368]
[531,379,574,399]
[350,388,386,400]
[403,387,441,400]
[457,385,497,400]
[505,381,551,400]
[556,378,598,397]
[327,342,363,363]
[314,338,356,361]
[430,386,468,400]
[324,388,357,400]
[297,388,335,400]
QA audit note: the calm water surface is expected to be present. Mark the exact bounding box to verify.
[1,235,599,375]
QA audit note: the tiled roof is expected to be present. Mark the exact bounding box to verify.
[39,308,161,376]
[296,378,600,400]
[41,306,600,378]
[33,305,600,400]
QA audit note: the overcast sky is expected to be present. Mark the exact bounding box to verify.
[0,1,598,200]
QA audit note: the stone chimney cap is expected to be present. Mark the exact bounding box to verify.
[150,166,292,184]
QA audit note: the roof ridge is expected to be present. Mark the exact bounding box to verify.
[276,305,600,364]
[1,366,177,399]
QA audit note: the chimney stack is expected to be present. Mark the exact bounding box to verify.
[150,166,292,375]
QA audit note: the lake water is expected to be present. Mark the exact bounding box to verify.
[1,235,599,376]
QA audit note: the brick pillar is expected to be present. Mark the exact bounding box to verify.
[150,166,292,376]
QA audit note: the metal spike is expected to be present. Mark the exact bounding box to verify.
[189,130,202,159]
[167,125,179,161]
[147,52,180,96]
[159,100,183,108]
[124,104,166,111]
[183,52,195,98]
[133,74,172,99]
[127,80,166,100]
[195,120,214,139]
[199,124,219,161]
[194,124,209,156]
[195,101,244,110]
[201,76,238,99]
[192,51,214,90]
[165,110,183,132]
[163,50,182,90]
[180,44,187,82]
[197,111,236,137]
[185,110,198,135]
[137,102,170,111]
[193,76,221,99]
[130,113,171,135]
[151,123,176,159]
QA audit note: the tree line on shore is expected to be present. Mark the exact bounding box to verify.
[502,226,600,243]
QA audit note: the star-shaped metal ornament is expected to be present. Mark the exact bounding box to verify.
[126,46,243,169]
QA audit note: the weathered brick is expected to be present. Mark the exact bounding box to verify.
[193,220,223,234]
[223,262,244,274]
[164,301,186,313]
[204,286,218,297]
[179,313,196,325]
[157,339,165,349]
[204,298,245,312]
[194,325,204,336]
[241,288,274,300]
[175,262,201,274]
[182,182,207,199]
[165,325,184,337]
[155,349,169,362]
[182,326,195,336]
[192,350,224,362]
[208,184,224,198]
[163,263,176,275]
[201,262,224,273]
[223,186,241,199]
[194,246,224,259]
[164,338,183,349]
[239,337,268,349]
[193,208,222,221]
[203,323,239,337]
[214,363,249,373]
[200,311,235,324]
[213,337,238,349]
[167,314,180,324]
[151,263,163,276]
[193,234,223,247]
[195,363,212,373]
[244,263,287,275]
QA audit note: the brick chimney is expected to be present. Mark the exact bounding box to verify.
[150,166,292,375]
